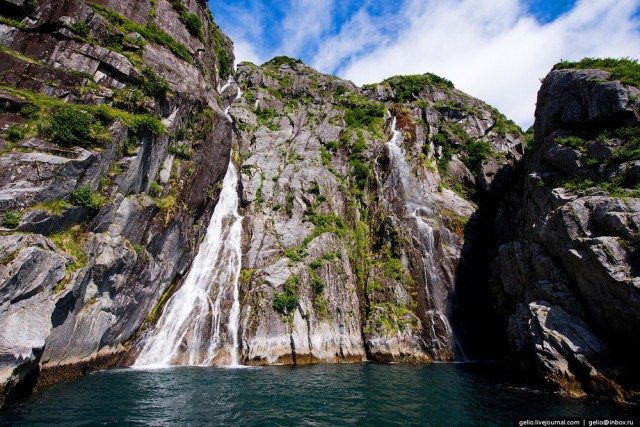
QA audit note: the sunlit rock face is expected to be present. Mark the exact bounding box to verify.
[3,0,638,408]
[0,0,234,405]
[230,59,523,366]
[496,65,640,401]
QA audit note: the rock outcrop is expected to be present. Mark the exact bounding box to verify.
[0,0,233,406]
[495,63,640,401]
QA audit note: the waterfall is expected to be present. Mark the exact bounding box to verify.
[384,117,466,360]
[134,161,244,368]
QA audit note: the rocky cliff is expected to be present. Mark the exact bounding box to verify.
[1,0,638,409]
[495,59,640,401]
[0,0,233,405]
[223,58,523,365]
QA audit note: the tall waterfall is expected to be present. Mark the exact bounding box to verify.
[134,161,244,368]
[384,117,464,360]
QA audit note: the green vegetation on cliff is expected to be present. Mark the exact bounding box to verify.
[554,57,640,87]
[273,275,299,317]
[383,73,454,103]
[89,3,192,64]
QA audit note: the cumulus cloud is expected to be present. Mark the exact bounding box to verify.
[280,0,335,57]
[233,39,263,67]
[335,0,640,127]
[214,0,640,127]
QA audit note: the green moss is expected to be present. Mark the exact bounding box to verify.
[6,125,26,143]
[25,0,38,12]
[368,302,418,334]
[285,247,306,262]
[255,107,279,130]
[147,283,176,324]
[69,20,90,38]
[168,143,192,160]
[555,135,587,153]
[210,23,232,78]
[31,199,72,214]
[350,221,369,291]
[383,258,404,281]
[0,16,26,30]
[239,268,256,286]
[244,91,256,104]
[340,95,385,132]
[554,57,640,88]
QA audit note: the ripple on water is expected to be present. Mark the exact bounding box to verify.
[0,363,637,426]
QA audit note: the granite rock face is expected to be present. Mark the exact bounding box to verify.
[0,0,233,406]
[496,66,640,401]
[230,59,523,365]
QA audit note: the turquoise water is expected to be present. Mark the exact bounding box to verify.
[0,363,636,426]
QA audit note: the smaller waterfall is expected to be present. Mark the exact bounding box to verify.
[134,162,244,368]
[384,117,465,360]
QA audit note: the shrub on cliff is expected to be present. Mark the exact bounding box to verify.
[51,107,91,146]
[2,211,21,229]
[140,67,169,100]
[70,184,105,211]
[273,275,299,315]
[184,13,203,41]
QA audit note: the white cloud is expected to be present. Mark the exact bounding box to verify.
[329,0,640,128]
[232,39,263,67]
[281,0,336,57]
[311,8,391,72]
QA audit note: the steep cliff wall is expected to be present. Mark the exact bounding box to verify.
[227,58,523,365]
[495,59,640,401]
[0,0,233,405]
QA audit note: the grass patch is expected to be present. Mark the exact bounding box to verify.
[1,86,164,148]
[339,94,385,132]
[264,56,303,68]
[211,23,232,78]
[49,225,88,272]
[140,66,169,99]
[553,57,640,88]
[30,199,72,214]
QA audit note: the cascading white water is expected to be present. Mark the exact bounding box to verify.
[134,161,244,368]
[384,117,465,360]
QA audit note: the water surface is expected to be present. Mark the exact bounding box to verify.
[1,363,636,426]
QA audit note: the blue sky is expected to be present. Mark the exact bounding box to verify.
[210,0,640,127]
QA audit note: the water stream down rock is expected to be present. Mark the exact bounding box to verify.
[0,0,639,406]
[134,161,243,368]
